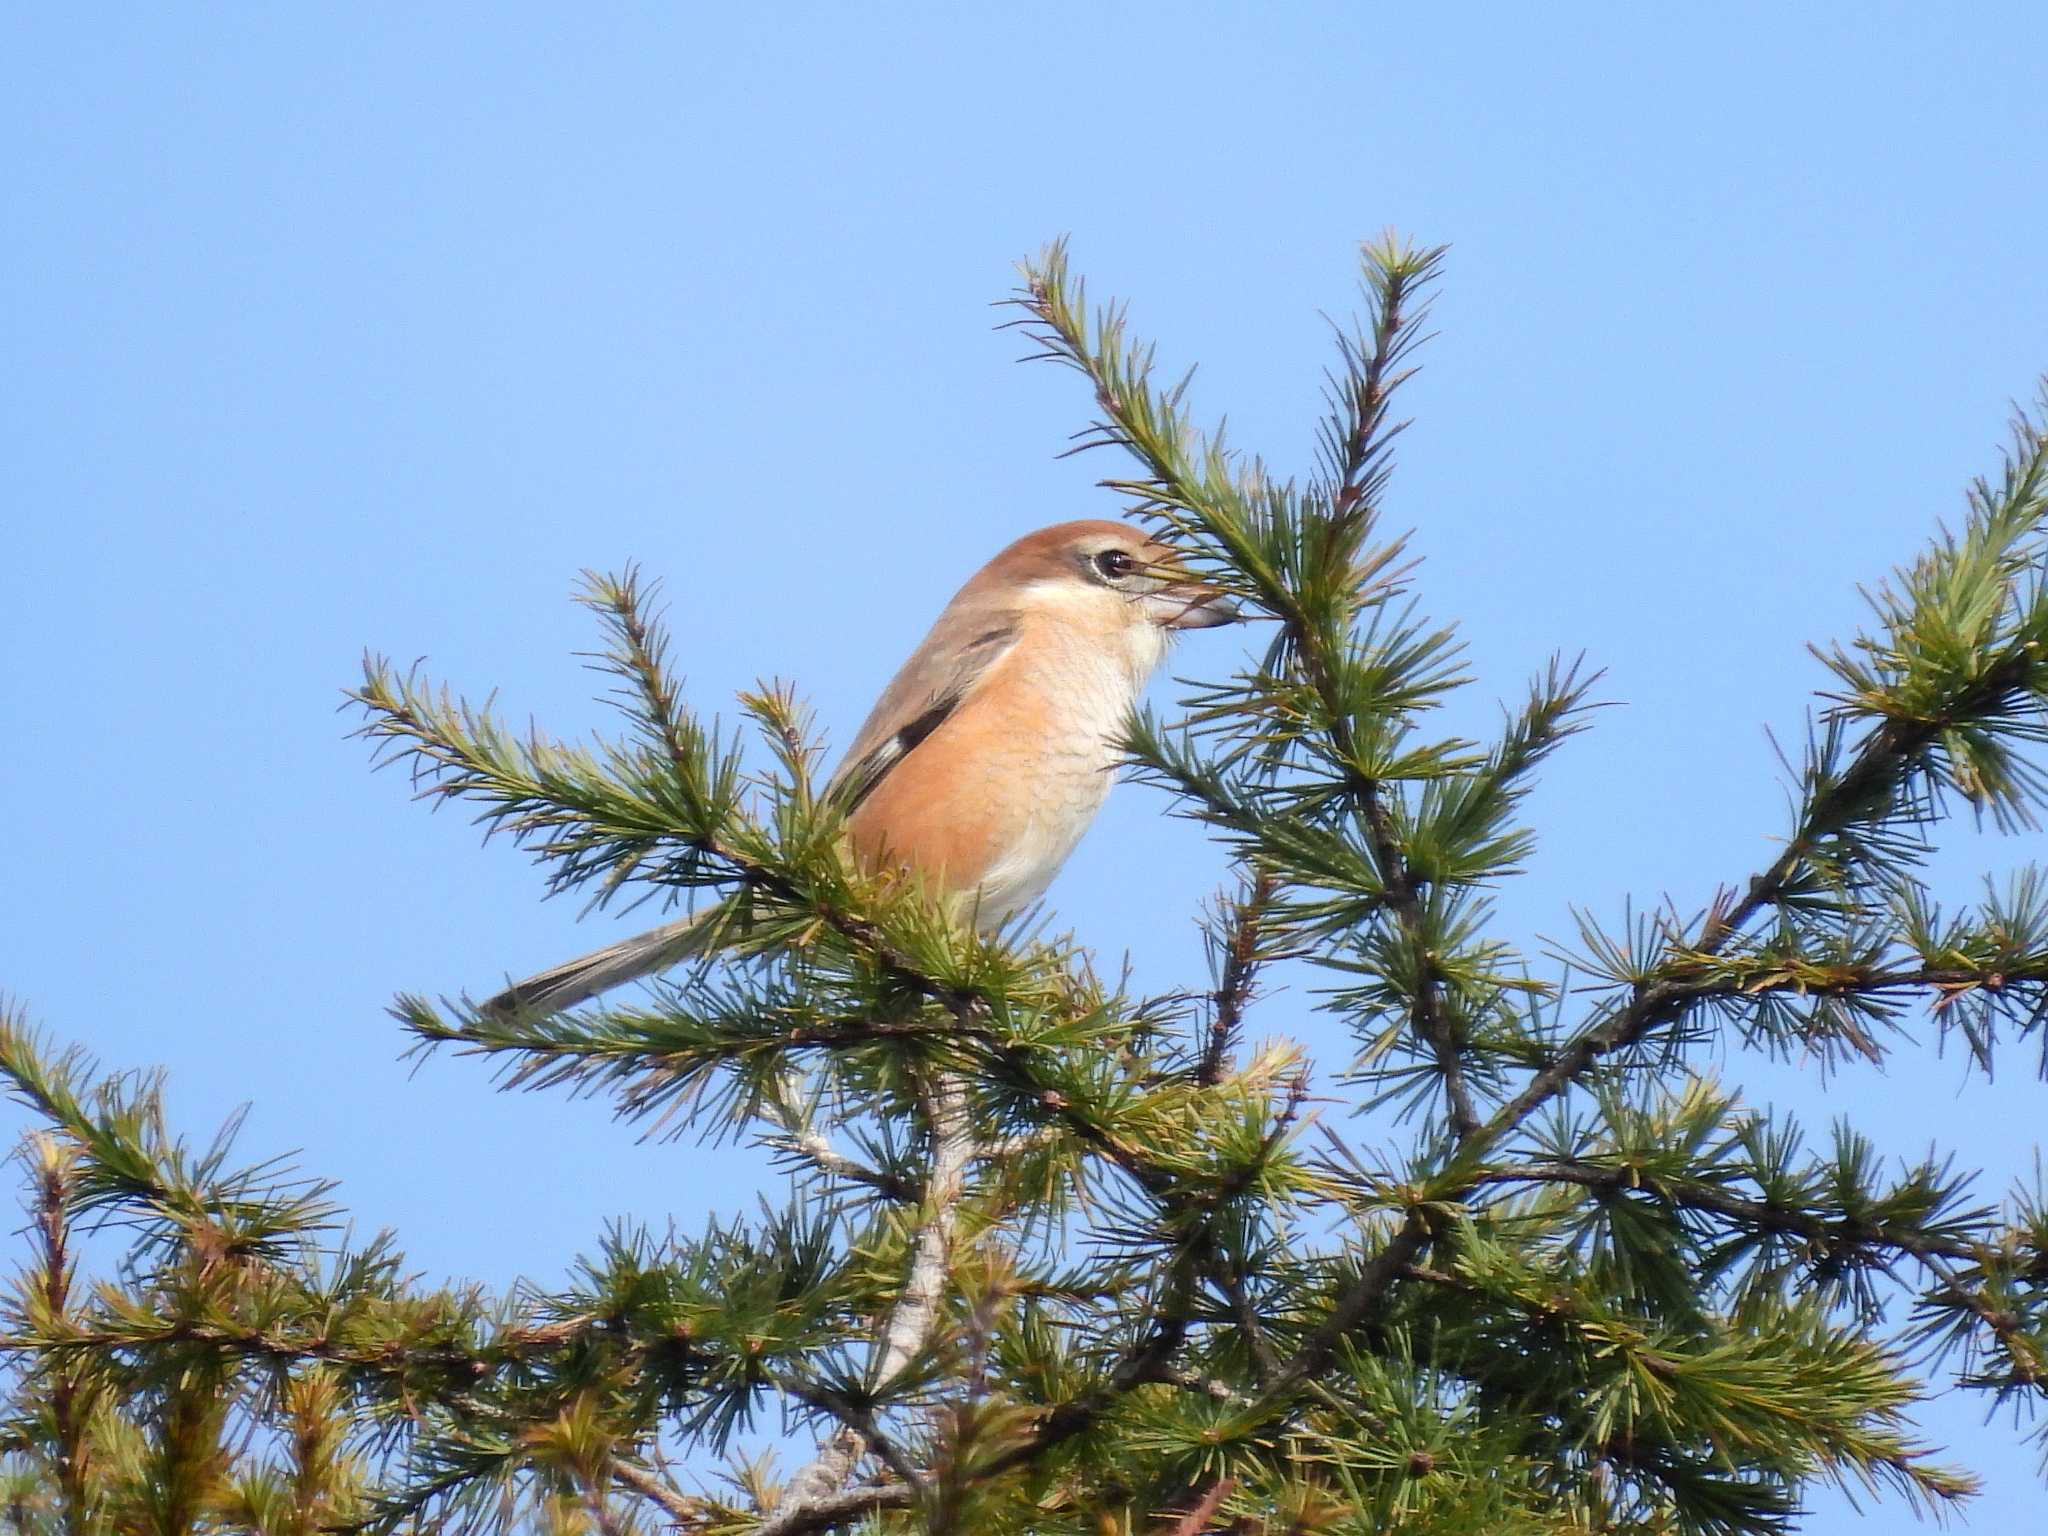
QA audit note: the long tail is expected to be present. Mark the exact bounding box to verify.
[482,905,721,1018]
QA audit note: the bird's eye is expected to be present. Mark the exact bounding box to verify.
[1093,549,1138,581]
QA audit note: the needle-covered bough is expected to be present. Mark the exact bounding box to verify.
[3,238,2048,1535]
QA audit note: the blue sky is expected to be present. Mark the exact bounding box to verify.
[5,5,2046,1526]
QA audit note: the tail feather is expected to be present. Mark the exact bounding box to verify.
[482,907,718,1018]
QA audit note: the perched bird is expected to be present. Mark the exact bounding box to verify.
[486,520,1238,1016]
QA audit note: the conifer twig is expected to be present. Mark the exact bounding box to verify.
[1266,645,2048,1399]
[611,1461,702,1524]
[1161,1475,1235,1536]
[1472,1161,1985,1261]
[767,1126,917,1204]
[1197,868,1279,1086]
[1013,240,1480,1141]
[757,1075,975,1535]
[27,1134,90,1529]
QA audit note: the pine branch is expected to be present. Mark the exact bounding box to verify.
[610,1461,704,1525]
[0,1003,340,1256]
[756,1076,976,1535]
[1473,1160,1991,1263]
[744,1213,1249,1526]
[1491,696,2048,1143]
[1319,235,1445,530]
[762,1122,918,1206]
[23,1134,92,1532]
[577,567,704,787]
[1914,1254,2045,1389]
[1014,238,1486,1141]
[1196,868,1281,1086]
[1259,408,2048,1396]
[1158,1474,1235,1536]
[742,1481,916,1536]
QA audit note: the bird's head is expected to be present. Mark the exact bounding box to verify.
[967,520,1240,642]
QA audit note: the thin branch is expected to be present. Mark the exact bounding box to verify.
[1263,659,2048,1401]
[5,1314,588,1380]
[1486,679,2043,1146]
[1472,1161,1985,1263]
[761,1079,919,1203]
[1354,775,1477,1140]
[1256,1212,1431,1403]
[747,1482,917,1536]
[1296,242,1475,1138]
[775,1382,928,1496]
[1197,868,1279,1086]
[355,662,1026,1031]
[1152,1364,1252,1406]
[1161,1475,1235,1536]
[1322,236,1444,527]
[977,1127,1061,1161]
[28,1135,91,1530]
[579,1472,631,1536]
[611,1461,704,1526]
[1916,1251,2045,1387]
[1013,242,1477,1141]
[757,1075,976,1535]
[1217,1265,1280,1387]
[766,1126,917,1203]
[973,1246,1211,1482]
[579,567,700,784]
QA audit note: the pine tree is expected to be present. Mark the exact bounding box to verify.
[4,239,2047,1535]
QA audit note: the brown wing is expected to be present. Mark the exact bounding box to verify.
[826,608,1018,812]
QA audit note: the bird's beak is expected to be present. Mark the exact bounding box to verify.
[1151,583,1241,629]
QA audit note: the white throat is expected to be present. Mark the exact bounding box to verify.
[973,587,1173,924]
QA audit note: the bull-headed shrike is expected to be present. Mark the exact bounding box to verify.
[488,520,1239,1016]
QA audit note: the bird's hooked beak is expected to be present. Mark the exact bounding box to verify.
[1145,576,1241,630]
